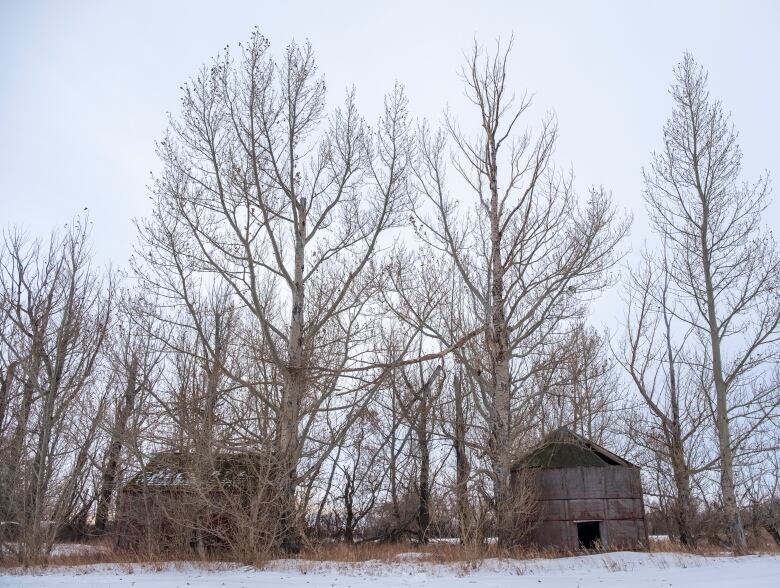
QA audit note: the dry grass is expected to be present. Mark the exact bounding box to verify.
[298,540,575,564]
[3,536,780,571]
[0,537,237,571]
[647,536,780,556]
[0,540,572,570]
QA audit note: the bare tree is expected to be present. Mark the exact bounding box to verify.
[0,217,110,562]
[532,321,624,444]
[438,363,486,545]
[743,442,780,546]
[397,361,443,543]
[136,30,413,552]
[94,292,163,534]
[334,408,387,543]
[395,39,627,545]
[643,53,780,549]
[619,251,717,546]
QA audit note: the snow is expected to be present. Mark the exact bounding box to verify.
[0,543,108,558]
[649,534,670,542]
[144,467,187,486]
[49,543,110,558]
[3,551,780,587]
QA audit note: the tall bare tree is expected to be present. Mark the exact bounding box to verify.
[619,251,717,546]
[136,30,413,552]
[643,53,780,549]
[398,39,627,545]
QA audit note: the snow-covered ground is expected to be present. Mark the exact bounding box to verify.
[3,551,780,587]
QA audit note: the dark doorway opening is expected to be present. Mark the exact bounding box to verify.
[577,521,601,549]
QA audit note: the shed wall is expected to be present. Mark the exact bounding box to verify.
[519,466,647,550]
[114,488,257,551]
[114,490,196,551]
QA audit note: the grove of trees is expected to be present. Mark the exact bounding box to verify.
[1,32,778,563]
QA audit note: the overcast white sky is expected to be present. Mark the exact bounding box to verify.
[1,0,778,327]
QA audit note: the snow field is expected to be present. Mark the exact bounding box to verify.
[4,551,780,587]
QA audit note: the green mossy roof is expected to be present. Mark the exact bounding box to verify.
[520,441,611,468]
[514,427,630,469]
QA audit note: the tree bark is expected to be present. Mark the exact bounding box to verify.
[487,127,513,547]
[277,194,306,554]
[415,368,439,543]
[452,373,473,544]
[663,298,696,547]
[702,248,746,550]
[95,355,139,534]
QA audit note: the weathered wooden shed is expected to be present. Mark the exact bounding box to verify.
[114,451,268,551]
[512,428,648,550]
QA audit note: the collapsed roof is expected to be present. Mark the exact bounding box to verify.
[124,451,269,491]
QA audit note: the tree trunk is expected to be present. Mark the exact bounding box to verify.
[0,361,18,441]
[452,374,473,544]
[700,212,746,550]
[5,332,43,526]
[414,365,439,544]
[343,472,355,543]
[277,195,306,554]
[417,404,430,544]
[663,305,696,547]
[8,329,43,508]
[28,308,71,561]
[95,355,139,534]
[712,345,746,550]
[669,432,695,546]
[486,132,513,547]
[389,384,402,535]
[314,445,341,537]
[27,371,57,560]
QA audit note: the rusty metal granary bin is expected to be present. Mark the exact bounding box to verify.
[511,428,648,550]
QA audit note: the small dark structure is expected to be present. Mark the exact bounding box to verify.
[115,451,268,552]
[512,428,648,550]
